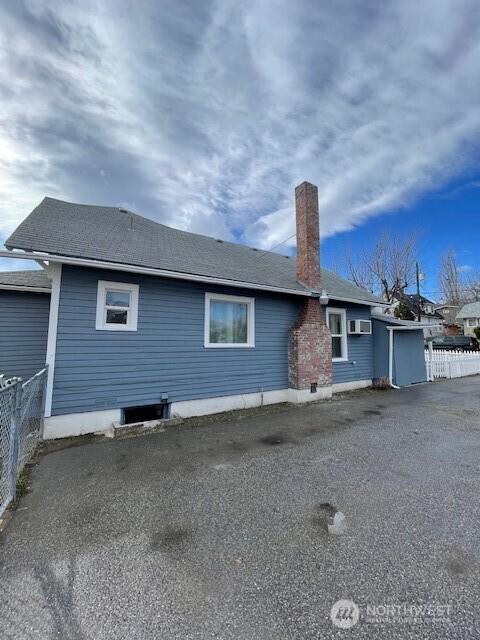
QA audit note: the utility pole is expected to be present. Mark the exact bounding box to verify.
[416,261,421,322]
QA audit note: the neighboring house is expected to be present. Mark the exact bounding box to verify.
[376,293,442,338]
[435,304,462,336]
[456,302,480,337]
[0,182,428,440]
[387,293,443,324]
[0,270,51,380]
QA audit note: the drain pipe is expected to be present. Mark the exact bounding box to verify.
[387,327,400,389]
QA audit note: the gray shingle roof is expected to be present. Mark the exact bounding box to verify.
[6,197,382,304]
[371,313,440,327]
[0,269,51,290]
[457,302,480,319]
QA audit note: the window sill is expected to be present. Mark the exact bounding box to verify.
[204,343,255,349]
[332,357,349,363]
[96,325,138,332]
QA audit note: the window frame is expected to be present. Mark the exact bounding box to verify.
[95,280,139,331]
[204,292,255,348]
[326,307,348,362]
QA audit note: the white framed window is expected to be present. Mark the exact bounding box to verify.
[326,307,348,361]
[95,281,139,331]
[204,292,255,348]
[467,318,479,328]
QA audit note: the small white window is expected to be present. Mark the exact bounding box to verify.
[205,292,255,348]
[467,318,479,328]
[96,281,139,331]
[327,307,348,361]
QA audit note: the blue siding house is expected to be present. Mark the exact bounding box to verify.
[53,266,302,416]
[1,181,412,439]
[0,271,51,380]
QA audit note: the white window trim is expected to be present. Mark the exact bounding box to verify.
[326,307,348,362]
[96,280,139,331]
[204,292,255,348]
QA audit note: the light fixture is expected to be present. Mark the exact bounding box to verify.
[319,289,329,305]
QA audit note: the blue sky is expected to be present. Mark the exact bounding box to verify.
[1,1,479,298]
[323,174,480,299]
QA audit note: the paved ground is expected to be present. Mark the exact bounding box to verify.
[1,379,480,639]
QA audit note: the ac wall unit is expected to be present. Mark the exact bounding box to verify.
[347,319,372,335]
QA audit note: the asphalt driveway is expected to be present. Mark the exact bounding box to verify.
[1,378,480,639]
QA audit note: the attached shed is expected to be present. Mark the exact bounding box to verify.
[372,315,435,387]
[0,270,51,380]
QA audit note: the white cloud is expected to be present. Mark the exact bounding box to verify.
[0,0,480,275]
[459,264,473,273]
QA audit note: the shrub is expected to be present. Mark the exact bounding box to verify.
[394,300,415,321]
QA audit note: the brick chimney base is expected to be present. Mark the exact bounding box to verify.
[288,298,332,399]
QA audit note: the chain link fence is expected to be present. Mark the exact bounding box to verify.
[0,368,47,518]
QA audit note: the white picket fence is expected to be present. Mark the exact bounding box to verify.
[425,349,480,381]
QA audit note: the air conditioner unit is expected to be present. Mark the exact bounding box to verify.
[347,319,372,335]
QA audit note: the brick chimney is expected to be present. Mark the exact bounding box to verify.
[288,181,332,400]
[295,181,321,289]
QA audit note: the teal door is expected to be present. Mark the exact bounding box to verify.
[393,331,427,386]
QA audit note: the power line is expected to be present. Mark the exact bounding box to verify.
[256,233,296,257]
[411,288,478,295]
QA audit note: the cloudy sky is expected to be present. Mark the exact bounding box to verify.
[1,0,480,281]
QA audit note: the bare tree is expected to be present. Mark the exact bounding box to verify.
[344,231,417,303]
[439,249,463,306]
[465,273,480,302]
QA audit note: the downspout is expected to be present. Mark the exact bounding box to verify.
[388,328,400,389]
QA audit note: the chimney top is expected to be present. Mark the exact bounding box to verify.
[295,181,320,290]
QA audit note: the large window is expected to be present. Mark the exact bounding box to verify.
[327,307,348,361]
[205,293,255,347]
[96,281,139,331]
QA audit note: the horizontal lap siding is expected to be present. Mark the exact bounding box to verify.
[0,291,50,380]
[52,266,302,415]
[372,319,390,380]
[330,303,373,384]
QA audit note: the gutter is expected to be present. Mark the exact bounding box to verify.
[0,249,310,298]
[0,284,51,293]
[385,324,441,331]
[328,294,388,308]
[0,249,385,306]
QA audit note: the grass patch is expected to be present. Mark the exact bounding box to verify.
[372,377,392,391]
[15,467,30,500]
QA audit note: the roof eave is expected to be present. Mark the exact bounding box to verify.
[326,294,388,308]
[1,249,388,306]
[386,324,442,330]
[1,250,390,306]
[0,283,51,293]
[0,249,313,298]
